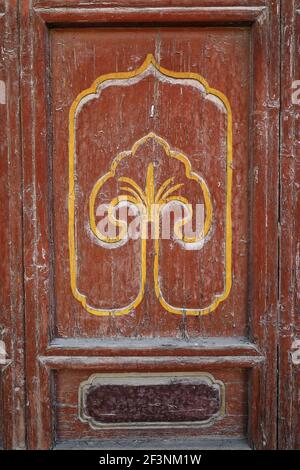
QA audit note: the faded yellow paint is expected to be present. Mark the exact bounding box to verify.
[89,132,213,245]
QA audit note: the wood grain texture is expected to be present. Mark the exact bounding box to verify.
[0,0,26,450]
[33,0,267,7]
[279,0,300,450]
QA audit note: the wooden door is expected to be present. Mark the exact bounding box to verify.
[1,0,282,449]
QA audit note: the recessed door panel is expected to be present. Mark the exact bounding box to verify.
[50,27,250,340]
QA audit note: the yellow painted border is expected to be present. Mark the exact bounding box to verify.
[69,54,232,316]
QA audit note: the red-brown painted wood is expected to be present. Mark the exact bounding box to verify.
[0,0,288,450]
[0,0,26,450]
[279,0,300,450]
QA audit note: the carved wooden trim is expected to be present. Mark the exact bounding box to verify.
[33,6,267,25]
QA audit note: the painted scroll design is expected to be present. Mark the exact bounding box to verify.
[69,54,233,317]
[89,132,213,315]
[78,372,225,430]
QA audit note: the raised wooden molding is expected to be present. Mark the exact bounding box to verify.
[38,355,265,370]
[33,6,267,24]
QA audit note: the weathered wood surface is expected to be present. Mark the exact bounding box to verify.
[279,0,300,450]
[3,0,298,450]
[0,0,26,450]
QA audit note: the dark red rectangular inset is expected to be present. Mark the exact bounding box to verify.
[79,373,225,429]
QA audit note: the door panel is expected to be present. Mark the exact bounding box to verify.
[19,0,280,449]
[51,26,249,339]
[57,369,247,442]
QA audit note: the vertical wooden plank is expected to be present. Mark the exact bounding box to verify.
[279,0,300,450]
[0,0,26,450]
[249,0,280,450]
[19,0,53,449]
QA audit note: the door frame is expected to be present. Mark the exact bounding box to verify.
[279,0,300,450]
[0,0,26,450]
